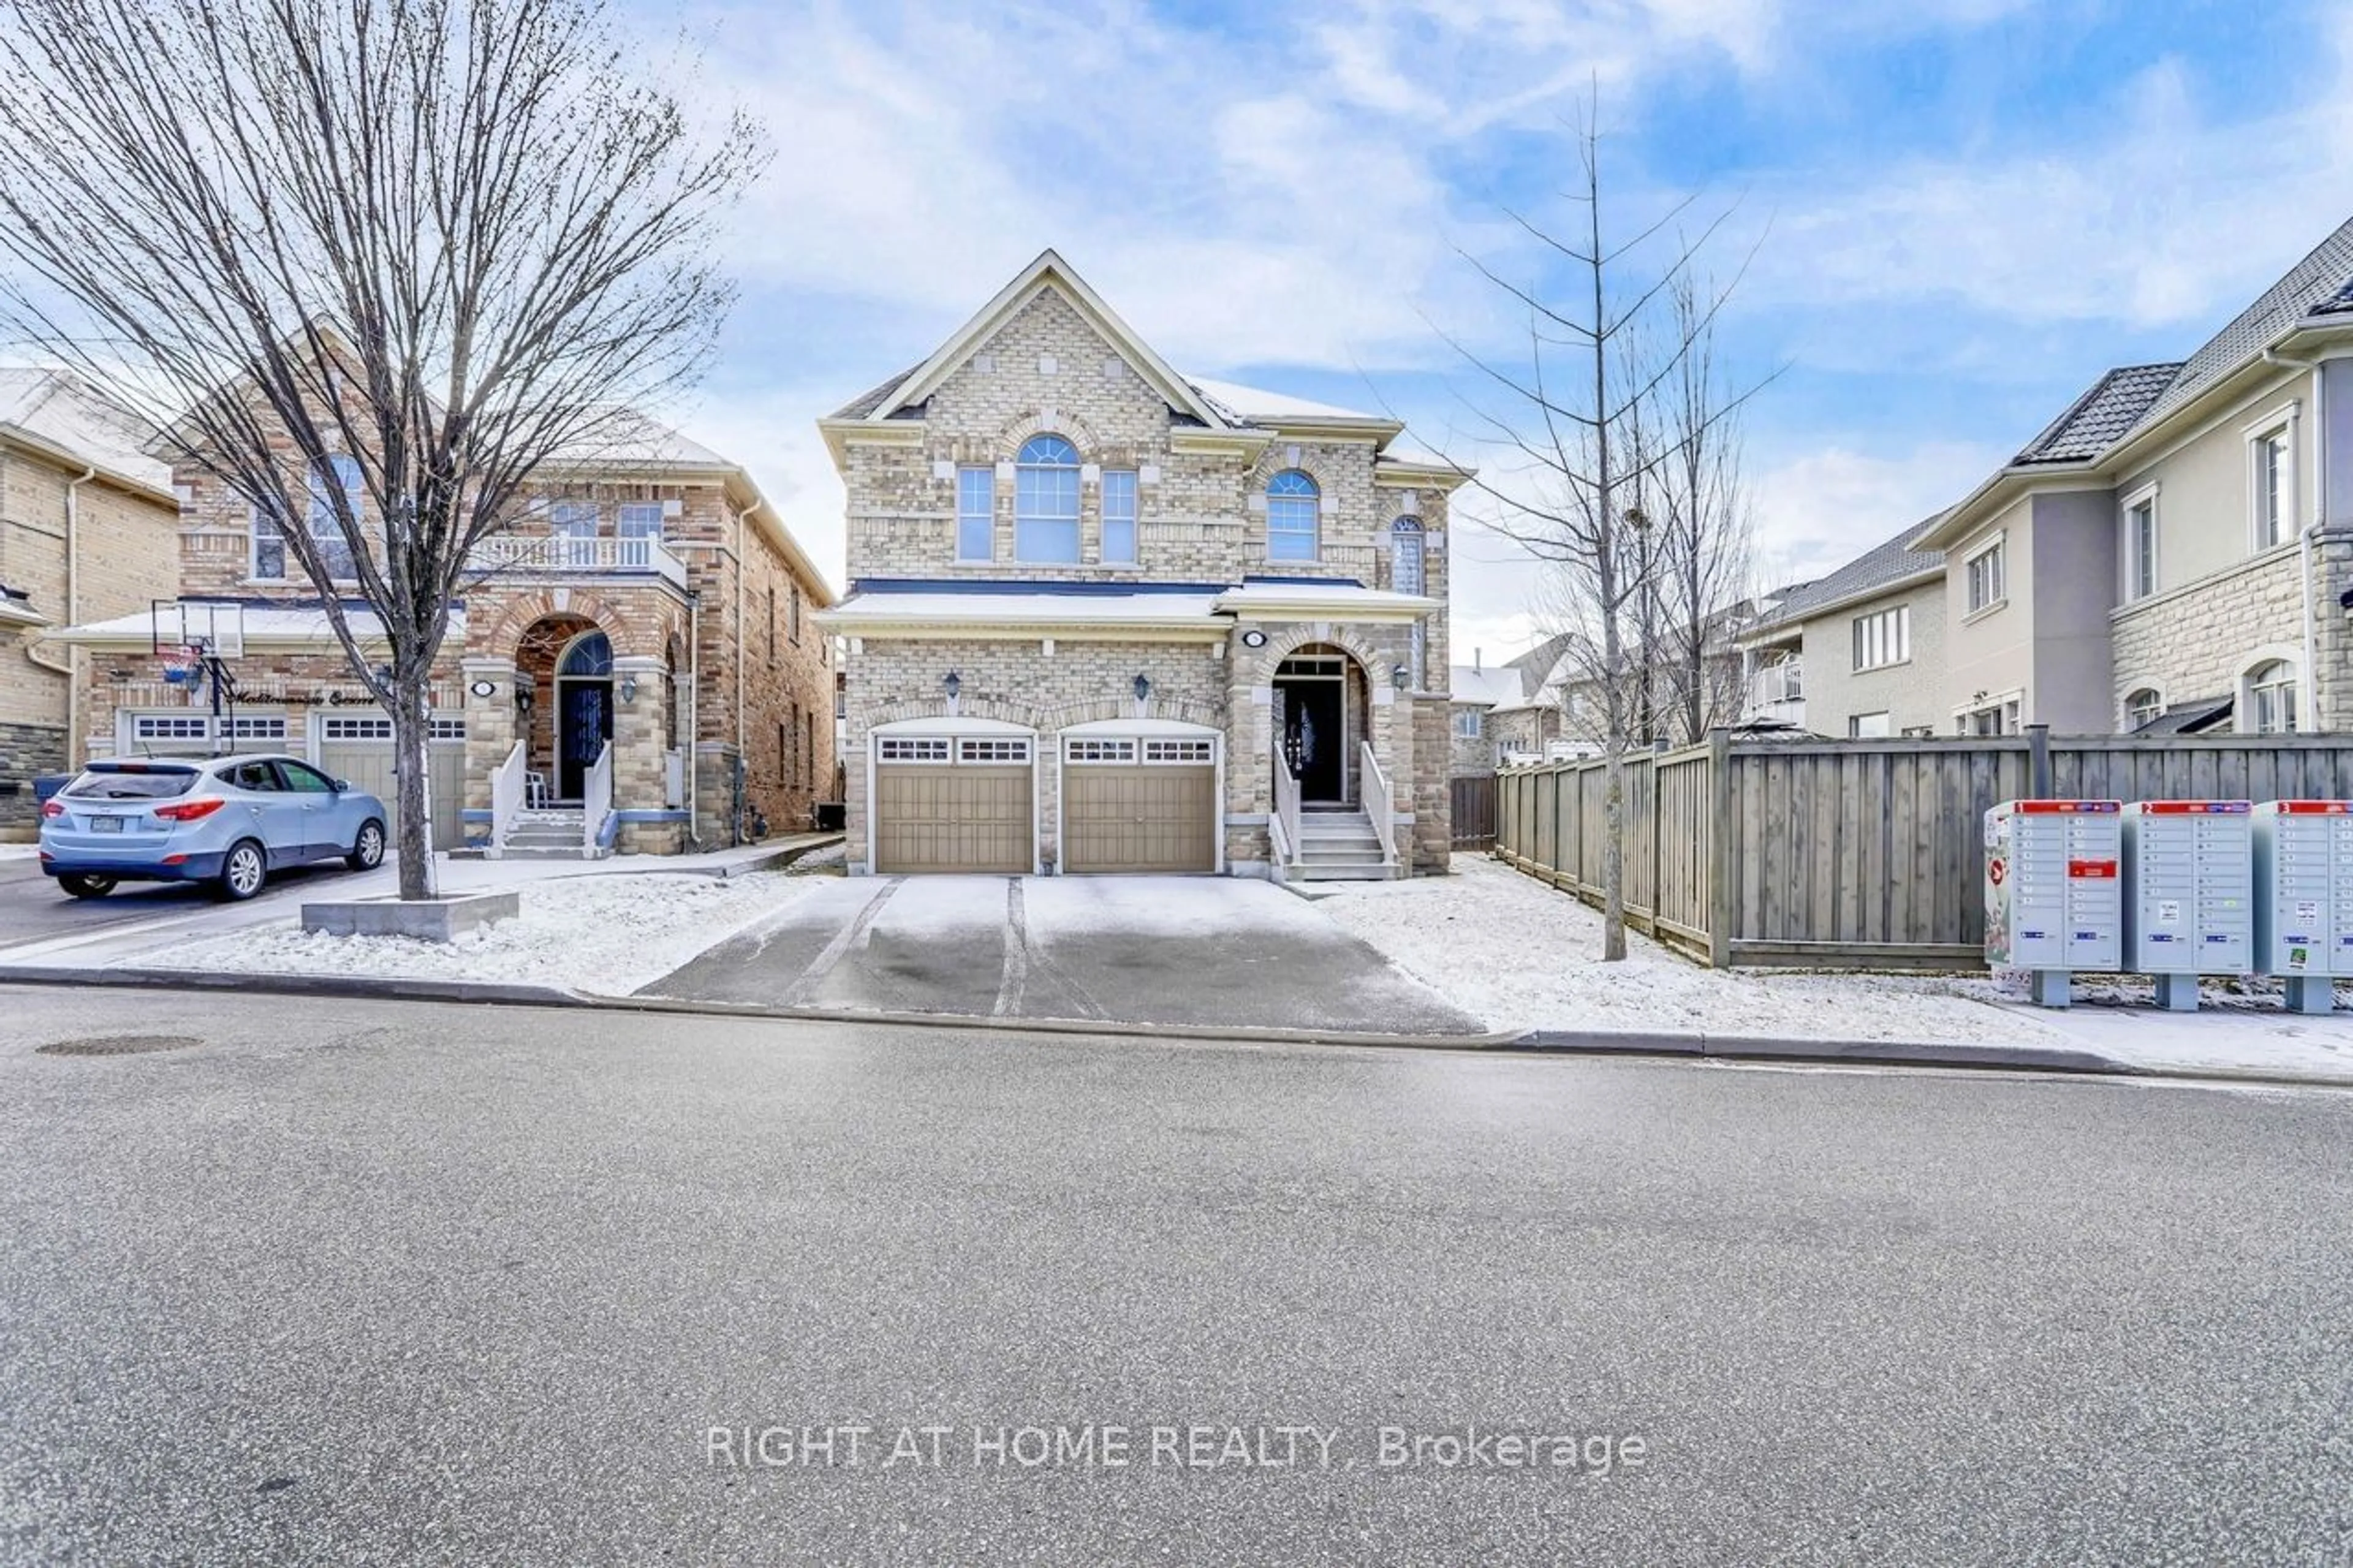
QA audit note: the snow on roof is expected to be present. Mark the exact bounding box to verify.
[0,368,172,493]
[1448,665,1523,707]
[821,590,1225,626]
[55,602,463,646]
[1180,375,1386,426]
[1211,581,1434,614]
[542,407,731,470]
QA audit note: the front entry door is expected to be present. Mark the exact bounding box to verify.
[559,681,612,800]
[1278,680,1346,801]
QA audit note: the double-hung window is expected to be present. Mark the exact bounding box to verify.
[300,455,364,580]
[2249,661,2298,734]
[550,501,599,569]
[1965,537,2005,615]
[1101,469,1138,565]
[1851,605,1909,672]
[1453,708,1483,738]
[1014,435,1081,563]
[2253,427,2290,550]
[956,467,994,562]
[616,502,664,565]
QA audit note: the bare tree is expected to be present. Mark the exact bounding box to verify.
[1442,107,1752,960]
[0,0,763,899]
[1653,268,1759,746]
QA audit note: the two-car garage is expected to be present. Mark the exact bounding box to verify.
[867,718,1222,876]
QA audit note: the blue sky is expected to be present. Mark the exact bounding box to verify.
[645,0,2353,662]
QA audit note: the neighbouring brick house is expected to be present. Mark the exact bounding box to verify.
[817,250,1468,879]
[1,371,180,831]
[51,396,835,857]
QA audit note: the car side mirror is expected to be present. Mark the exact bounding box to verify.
[333,779,352,792]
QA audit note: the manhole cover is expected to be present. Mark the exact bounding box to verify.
[36,1034,200,1058]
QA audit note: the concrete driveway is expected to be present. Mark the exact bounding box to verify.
[641,875,1485,1035]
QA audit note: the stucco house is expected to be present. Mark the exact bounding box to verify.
[817,250,1468,881]
[1912,215,2353,737]
[50,390,835,857]
[1733,517,1948,738]
[1,370,181,830]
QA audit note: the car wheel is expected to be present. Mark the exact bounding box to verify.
[58,874,116,900]
[218,839,267,901]
[346,818,386,871]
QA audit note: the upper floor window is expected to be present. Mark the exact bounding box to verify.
[1101,469,1138,564]
[1391,517,1425,596]
[957,466,993,561]
[616,502,664,562]
[2124,687,2162,731]
[2252,426,2290,550]
[2248,660,2297,734]
[550,500,599,568]
[1851,605,1909,671]
[1267,469,1319,561]
[1453,707,1483,738]
[255,455,363,581]
[1014,434,1081,563]
[1965,537,2005,615]
[2125,493,2158,600]
[789,583,803,644]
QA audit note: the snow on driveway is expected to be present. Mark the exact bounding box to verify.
[0,844,41,862]
[142,870,829,995]
[1317,857,2061,1044]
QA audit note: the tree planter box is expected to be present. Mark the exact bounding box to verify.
[300,890,520,942]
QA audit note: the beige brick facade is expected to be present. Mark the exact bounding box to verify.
[824,252,1463,877]
[1,406,180,830]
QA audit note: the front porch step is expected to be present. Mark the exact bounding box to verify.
[1299,842,1385,862]
[498,845,612,862]
[1294,860,1405,882]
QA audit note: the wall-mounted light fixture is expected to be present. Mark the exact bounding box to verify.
[1133,673,1151,705]
[944,670,962,702]
[619,675,639,705]
[1392,664,1411,690]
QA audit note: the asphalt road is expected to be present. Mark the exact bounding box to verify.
[2,987,2349,1565]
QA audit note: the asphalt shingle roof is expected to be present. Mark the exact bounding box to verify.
[1746,515,1947,635]
[828,366,921,421]
[2014,363,2181,465]
[2131,215,2353,428]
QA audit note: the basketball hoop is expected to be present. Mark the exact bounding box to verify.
[160,644,203,685]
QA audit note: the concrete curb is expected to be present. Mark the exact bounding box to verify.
[4,966,2350,1091]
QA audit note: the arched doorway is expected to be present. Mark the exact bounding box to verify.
[553,630,615,800]
[1273,643,1369,806]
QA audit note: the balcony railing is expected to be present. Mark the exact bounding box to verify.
[469,532,688,590]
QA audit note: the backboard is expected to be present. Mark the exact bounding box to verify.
[150,599,246,660]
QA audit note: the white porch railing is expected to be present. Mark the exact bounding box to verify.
[583,740,613,852]
[469,532,689,591]
[1271,740,1302,873]
[488,738,526,859]
[1360,741,1397,867]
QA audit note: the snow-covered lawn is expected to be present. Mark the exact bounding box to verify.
[140,870,825,995]
[1318,857,2055,1043]
[0,843,42,862]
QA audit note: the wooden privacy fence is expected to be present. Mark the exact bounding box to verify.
[1492,730,2353,970]
[1450,775,1497,850]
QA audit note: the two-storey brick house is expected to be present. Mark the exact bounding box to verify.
[818,251,1466,879]
[53,404,835,857]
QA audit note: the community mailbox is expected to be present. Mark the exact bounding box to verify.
[1984,800,2122,1007]
[2252,801,2353,1013]
[2123,800,2253,1011]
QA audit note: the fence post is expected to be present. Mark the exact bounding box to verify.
[1706,727,1733,969]
[2028,724,2052,797]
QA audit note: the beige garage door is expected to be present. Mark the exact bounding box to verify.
[1061,735,1218,874]
[315,715,467,849]
[873,735,1034,874]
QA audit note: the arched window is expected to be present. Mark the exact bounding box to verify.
[303,454,363,579]
[559,631,613,678]
[1390,517,1425,594]
[1267,470,1319,561]
[1015,434,1082,562]
[2248,661,2298,734]
[2124,688,2163,731]
[1392,518,1427,687]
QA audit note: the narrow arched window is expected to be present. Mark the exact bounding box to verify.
[1390,517,1425,594]
[1267,470,1319,562]
[2248,661,2297,734]
[2124,688,2162,731]
[1015,434,1082,562]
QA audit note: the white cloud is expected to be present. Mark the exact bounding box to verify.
[1745,440,2004,585]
